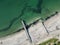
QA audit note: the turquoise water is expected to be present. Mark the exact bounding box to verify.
[0,0,60,37]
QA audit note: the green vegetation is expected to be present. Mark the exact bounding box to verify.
[39,38,58,45]
[0,0,60,37]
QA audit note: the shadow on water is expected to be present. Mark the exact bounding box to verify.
[28,0,43,13]
[0,2,28,32]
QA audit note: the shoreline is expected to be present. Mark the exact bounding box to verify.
[0,12,60,45]
[0,12,58,38]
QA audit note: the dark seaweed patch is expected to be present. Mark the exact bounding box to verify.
[28,0,43,13]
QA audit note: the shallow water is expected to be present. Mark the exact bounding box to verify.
[0,0,60,37]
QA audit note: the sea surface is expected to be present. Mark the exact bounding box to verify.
[0,0,60,37]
